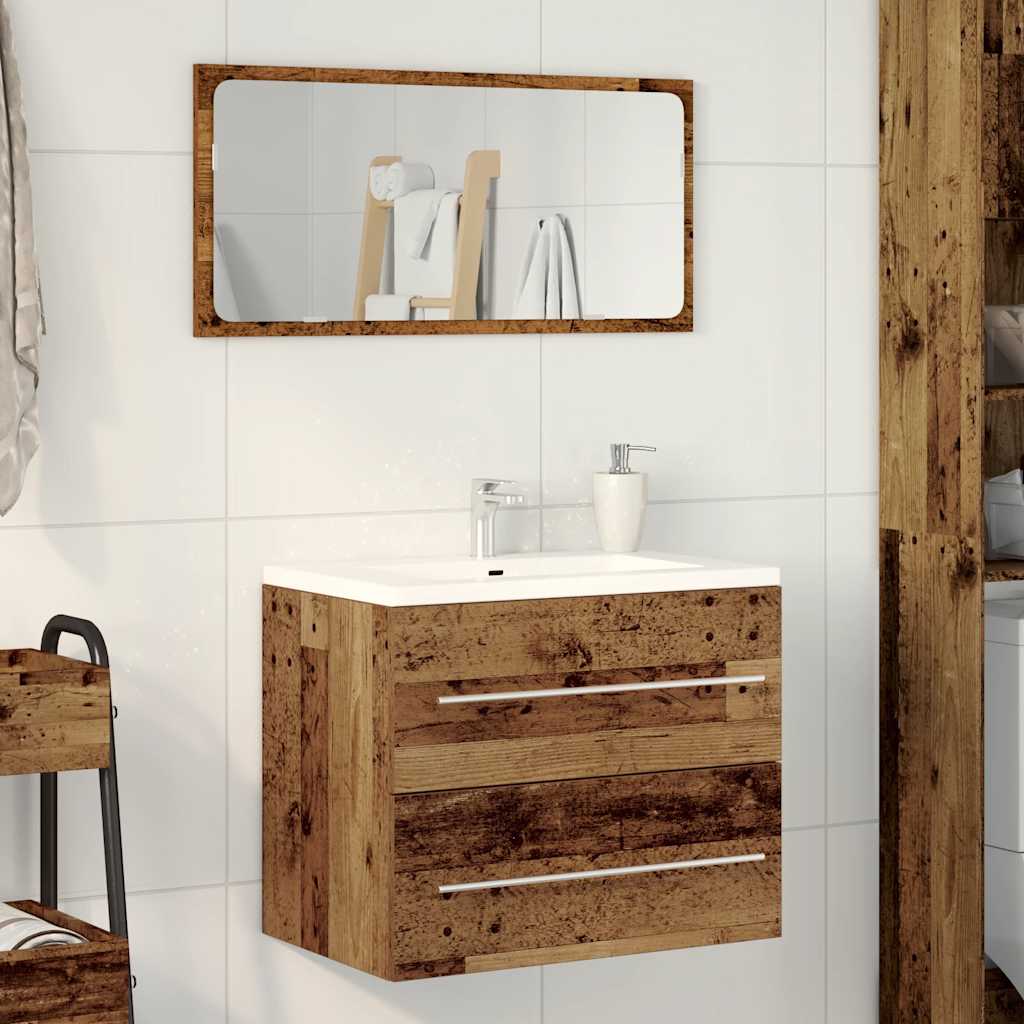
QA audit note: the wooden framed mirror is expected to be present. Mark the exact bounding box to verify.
[193,65,692,337]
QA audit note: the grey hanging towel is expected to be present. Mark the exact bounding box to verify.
[0,0,40,515]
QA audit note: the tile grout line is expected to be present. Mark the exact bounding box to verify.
[24,147,878,172]
[0,490,882,533]
[224,8,230,1021]
[538,11,546,1015]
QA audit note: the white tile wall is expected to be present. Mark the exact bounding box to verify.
[227,883,542,1023]
[827,495,879,823]
[0,1,878,1020]
[827,824,880,1024]
[63,887,227,1024]
[541,0,825,164]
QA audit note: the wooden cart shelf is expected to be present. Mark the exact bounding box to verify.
[0,902,130,1024]
[0,618,134,1023]
[987,386,1024,402]
[987,560,1024,582]
[0,649,112,777]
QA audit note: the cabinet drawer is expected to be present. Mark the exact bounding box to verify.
[393,658,780,792]
[387,587,781,684]
[392,764,782,978]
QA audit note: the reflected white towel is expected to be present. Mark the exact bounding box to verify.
[514,215,580,319]
[394,191,460,299]
[365,294,412,321]
[407,190,460,259]
[370,162,435,201]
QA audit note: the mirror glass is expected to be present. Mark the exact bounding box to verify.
[212,80,685,324]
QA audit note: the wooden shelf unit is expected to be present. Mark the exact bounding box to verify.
[0,902,130,1024]
[883,1,1024,1019]
[986,560,1024,582]
[0,634,133,1023]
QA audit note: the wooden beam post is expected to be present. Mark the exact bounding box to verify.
[879,0,986,1020]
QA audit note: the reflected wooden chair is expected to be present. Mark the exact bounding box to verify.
[352,150,500,322]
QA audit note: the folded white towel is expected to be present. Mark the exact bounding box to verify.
[370,162,435,202]
[0,904,86,951]
[515,214,580,319]
[407,190,460,259]
[394,191,460,300]
[365,294,412,321]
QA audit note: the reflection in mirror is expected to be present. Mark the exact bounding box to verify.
[212,81,685,325]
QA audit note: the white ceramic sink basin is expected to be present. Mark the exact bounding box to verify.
[264,550,780,607]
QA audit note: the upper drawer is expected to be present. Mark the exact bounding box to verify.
[393,657,780,792]
[387,587,781,684]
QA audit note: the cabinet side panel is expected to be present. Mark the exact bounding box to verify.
[262,586,303,945]
[327,598,394,978]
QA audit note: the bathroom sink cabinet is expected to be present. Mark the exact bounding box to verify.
[261,585,782,980]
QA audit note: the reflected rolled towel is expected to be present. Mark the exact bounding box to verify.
[369,165,389,200]
[0,904,87,951]
[370,162,435,202]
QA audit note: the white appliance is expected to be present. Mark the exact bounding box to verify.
[986,598,1024,992]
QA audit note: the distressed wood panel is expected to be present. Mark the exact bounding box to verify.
[880,0,986,1015]
[194,64,693,338]
[394,658,780,747]
[388,588,781,684]
[987,0,1024,51]
[987,965,1024,1021]
[985,558,1024,579]
[325,596,393,976]
[261,588,393,976]
[458,921,778,976]
[983,56,1024,217]
[879,530,984,1021]
[393,837,781,977]
[0,902,130,1024]
[0,651,110,777]
[394,763,780,873]
[261,588,303,946]
[394,717,780,793]
[986,219,1024,303]
[986,398,1024,476]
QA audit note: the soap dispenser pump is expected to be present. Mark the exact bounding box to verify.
[593,443,656,553]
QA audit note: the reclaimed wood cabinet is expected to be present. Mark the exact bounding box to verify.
[262,583,782,980]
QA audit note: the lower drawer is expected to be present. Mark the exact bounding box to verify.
[392,764,781,979]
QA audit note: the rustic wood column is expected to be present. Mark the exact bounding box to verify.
[879,0,986,1020]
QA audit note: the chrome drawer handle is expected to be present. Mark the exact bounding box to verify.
[436,674,767,705]
[438,852,767,894]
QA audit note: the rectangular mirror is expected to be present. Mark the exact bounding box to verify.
[193,66,692,336]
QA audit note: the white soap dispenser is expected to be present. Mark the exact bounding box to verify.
[593,443,656,553]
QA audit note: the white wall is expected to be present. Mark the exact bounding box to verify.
[0,1,879,1021]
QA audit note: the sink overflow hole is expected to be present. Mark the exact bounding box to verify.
[488,569,504,577]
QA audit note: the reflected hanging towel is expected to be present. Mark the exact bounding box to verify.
[0,0,41,515]
[514,214,580,319]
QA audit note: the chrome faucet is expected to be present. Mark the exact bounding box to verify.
[471,478,525,558]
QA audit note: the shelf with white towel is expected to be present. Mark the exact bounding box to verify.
[0,901,130,1021]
